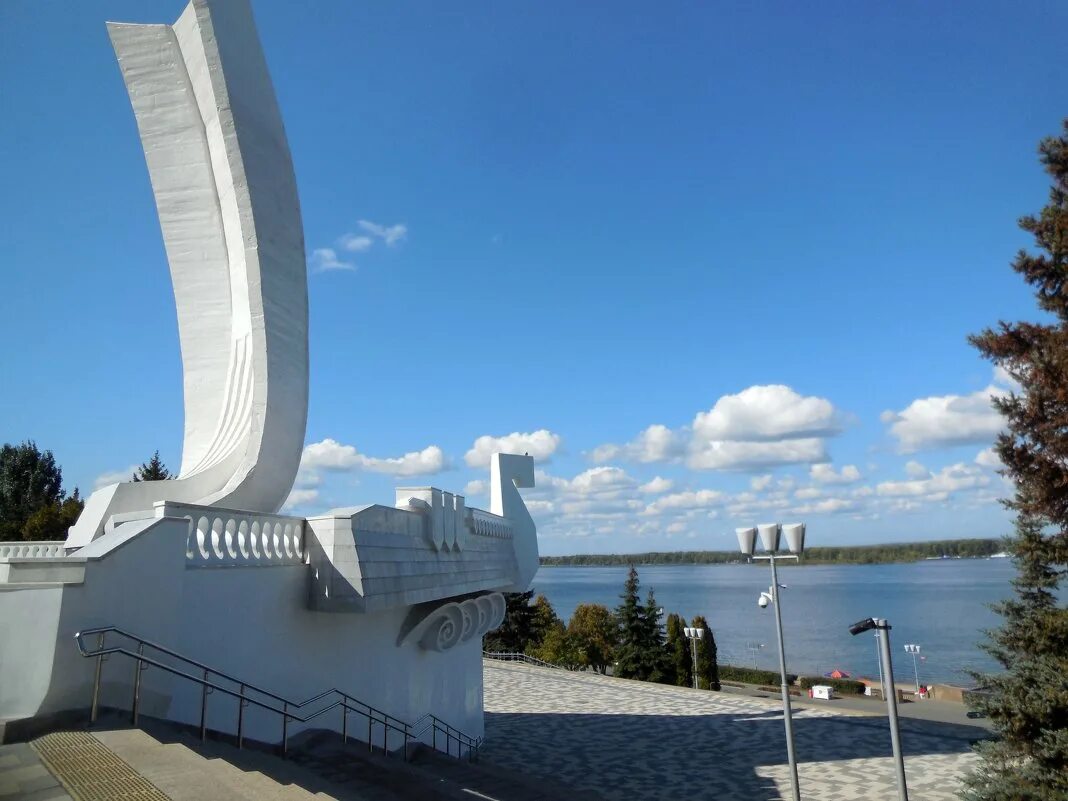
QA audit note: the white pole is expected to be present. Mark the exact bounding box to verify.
[876,631,884,698]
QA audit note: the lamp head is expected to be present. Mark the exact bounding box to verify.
[736,527,757,556]
[849,617,878,636]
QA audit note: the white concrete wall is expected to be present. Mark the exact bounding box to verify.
[0,517,484,746]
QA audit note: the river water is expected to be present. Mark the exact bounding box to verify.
[530,558,1016,686]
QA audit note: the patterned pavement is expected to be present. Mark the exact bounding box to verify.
[482,661,983,801]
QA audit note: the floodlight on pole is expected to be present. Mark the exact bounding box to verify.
[683,626,704,690]
[738,521,805,801]
[904,644,922,694]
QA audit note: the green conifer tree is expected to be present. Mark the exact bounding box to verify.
[964,119,1068,801]
[692,614,721,691]
[132,451,172,482]
[666,613,693,688]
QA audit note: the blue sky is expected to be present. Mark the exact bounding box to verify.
[1,1,1065,554]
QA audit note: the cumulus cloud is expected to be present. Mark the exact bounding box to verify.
[750,474,773,491]
[282,487,319,511]
[790,497,858,516]
[588,424,684,464]
[693,385,842,442]
[358,220,407,246]
[642,489,726,516]
[882,371,1009,452]
[93,465,139,489]
[590,385,844,473]
[687,438,827,471]
[465,430,561,468]
[301,438,446,476]
[639,476,674,494]
[975,447,1004,470]
[310,248,355,273]
[904,460,931,480]
[464,479,488,497]
[876,463,989,499]
[809,463,861,484]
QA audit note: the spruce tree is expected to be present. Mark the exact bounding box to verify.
[666,613,693,688]
[484,589,538,653]
[0,441,65,540]
[614,566,646,679]
[642,589,670,684]
[963,119,1068,801]
[133,450,172,482]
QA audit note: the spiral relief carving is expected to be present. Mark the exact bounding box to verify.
[402,592,507,652]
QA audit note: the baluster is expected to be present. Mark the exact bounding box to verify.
[90,633,105,724]
[200,670,211,742]
[281,702,288,757]
[237,683,246,748]
[131,643,145,724]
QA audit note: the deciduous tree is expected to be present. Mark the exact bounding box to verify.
[568,603,617,674]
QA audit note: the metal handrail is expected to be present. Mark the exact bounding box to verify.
[482,651,563,670]
[75,626,480,762]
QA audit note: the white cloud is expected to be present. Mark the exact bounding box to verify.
[282,488,319,511]
[687,437,827,471]
[876,463,989,499]
[338,233,373,252]
[692,385,841,442]
[358,220,408,246]
[643,489,726,516]
[750,474,773,491]
[301,438,446,476]
[882,372,1008,452]
[93,465,139,489]
[310,247,355,273]
[464,479,487,497]
[639,476,674,494]
[809,463,861,484]
[794,487,822,500]
[975,447,1004,470]
[904,460,930,480]
[790,497,858,516]
[591,385,843,473]
[465,430,561,468]
[588,424,684,464]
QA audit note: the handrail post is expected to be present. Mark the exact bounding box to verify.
[341,703,347,744]
[131,643,145,725]
[281,702,288,757]
[368,715,373,753]
[237,683,245,749]
[432,723,437,752]
[403,728,409,762]
[200,669,210,742]
[383,717,387,754]
[90,632,105,725]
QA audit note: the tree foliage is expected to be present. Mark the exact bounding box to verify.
[963,119,1068,801]
[484,589,538,653]
[666,613,693,687]
[540,539,1002,566]
[133,450,172,482]
[614,566,669,682]
[691,614,721,691]
[0,441,81,541]
[567,603,617,674]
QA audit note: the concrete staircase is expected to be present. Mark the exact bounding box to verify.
[14,720,592,801]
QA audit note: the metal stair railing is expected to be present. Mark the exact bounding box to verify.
[482,651,562,670]
[75,626,480,762]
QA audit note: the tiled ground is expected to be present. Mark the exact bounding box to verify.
[482,661,983,801]
[0,740,72,800]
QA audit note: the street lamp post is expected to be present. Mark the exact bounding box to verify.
[737,522,805,801]
[904,644,922,695]
[850,617,909,801]
[684,626,704,690]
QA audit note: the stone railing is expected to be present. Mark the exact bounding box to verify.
[467,508,512,539]
[0,541,65,559]
[154,502,306,567]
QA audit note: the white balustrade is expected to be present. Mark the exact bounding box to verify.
[0,541,66,559]
[467,509,513,539]
[153,502,306,567]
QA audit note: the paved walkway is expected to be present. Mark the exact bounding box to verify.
[482,661,985,801]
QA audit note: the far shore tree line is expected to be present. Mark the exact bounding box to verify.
[540,538,1004,567]
[0,442,170,542]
